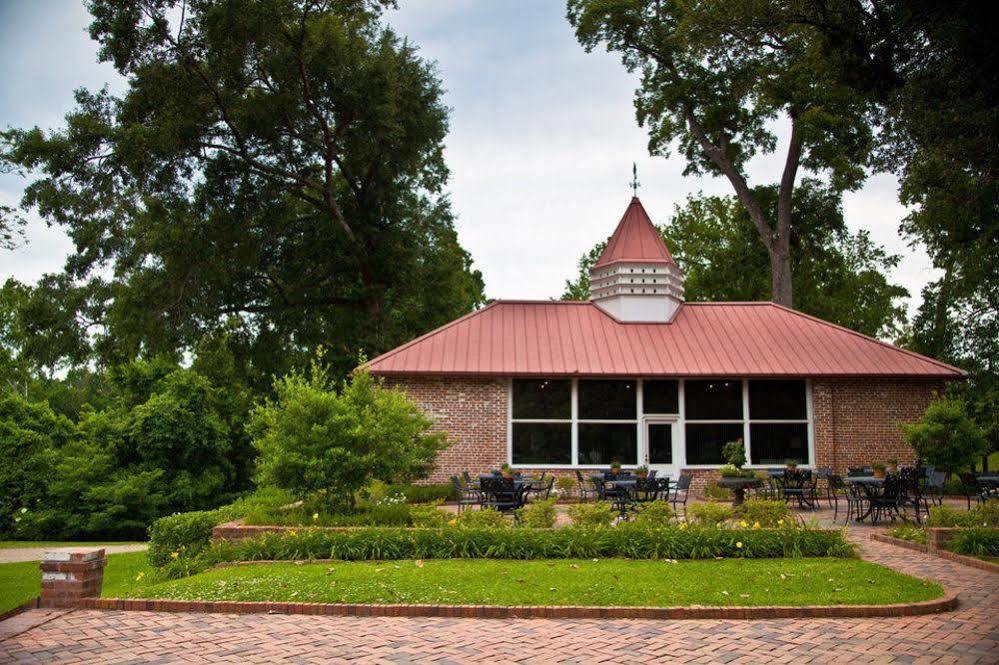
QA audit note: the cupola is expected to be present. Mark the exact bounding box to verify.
[589,197,685,323]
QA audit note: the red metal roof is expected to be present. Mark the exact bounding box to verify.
[594,197,677,267]
[366,301,964,378]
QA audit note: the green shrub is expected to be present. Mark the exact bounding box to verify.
[702,483,732,500]
[632,501,674,527]
[902,398,987,473]
[147,510,222,567]
[927,501,998,528]
[687,502,734,526]
[454,508,509,529]
[736,500,792,527]
[193,524,854,576]
[887,525,927,544]
[517,499,557,528]
[567,502,616,527]
[948,527,999,558]
[409,504,450,527]
[391,483,454,504]
[250,362,446,512]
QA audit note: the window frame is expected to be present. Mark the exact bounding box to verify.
[506,378,814,470]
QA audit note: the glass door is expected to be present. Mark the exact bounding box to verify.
[645,419,679,478]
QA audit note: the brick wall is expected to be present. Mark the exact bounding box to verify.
[383,375,945,491]
[812,378,944,473]
[383,376,507,483]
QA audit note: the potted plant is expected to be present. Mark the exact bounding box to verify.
[886,458,899,473]
[635,464,649,479]
[500,463,515,479]
[785,458,798,470]
[872,463,886,479]
[609,460,622,476]
[722,439,752,476]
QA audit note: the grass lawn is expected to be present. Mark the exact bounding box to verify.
[111,558,942,608]
[0,541,140,549]
[0,551,152,615]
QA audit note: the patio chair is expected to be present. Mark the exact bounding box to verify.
[613,477,668,519]
[530,475,555,501]
[451,475,482,514]
[781,468,817,509]
[669,473,692,517]
[842,482,868,524]
[924,470,946,507]
[575,470,598,502]
[898,466,927,523]
[462,470,474,486]
[862,474,903,524]
[823,472,849,519]
[958,472,984,509]
[479,476,530,513]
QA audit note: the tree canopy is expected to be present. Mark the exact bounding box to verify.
[567,0,875,306]
[563,184,908,338]
[0,0,484,385]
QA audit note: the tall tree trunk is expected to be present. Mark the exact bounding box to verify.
[768,240,793,307]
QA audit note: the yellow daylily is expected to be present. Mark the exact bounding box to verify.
[736,541,743,549]
[752,521,761,529]
[170,551,179,559]
[739,520,748,528]
[312,513,319,521]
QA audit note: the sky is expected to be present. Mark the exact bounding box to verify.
[0,0,939,315]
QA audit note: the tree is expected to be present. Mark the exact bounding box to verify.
[563,185,908,338]
[0,0,484,384]
[567,0,874,306]
[902,399,988,474]
[250,361,447,512]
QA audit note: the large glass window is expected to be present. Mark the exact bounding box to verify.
[749,423,808,465]
[685,423,743,465]
[578,423,637,465]
[643,380,678,414]
[747,380,809,465]
[578,380,636,420]
[749,380,807,419]
[512,423,572,465]
[684,380,742,420]
[512,379,570,419]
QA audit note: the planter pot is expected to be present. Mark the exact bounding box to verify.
[715,476,762,506]
[873,469,886,479]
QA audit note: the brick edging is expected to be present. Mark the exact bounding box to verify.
[870,534,999,574]
[79,592,958,621]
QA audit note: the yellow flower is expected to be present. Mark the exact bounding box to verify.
[448,518,457,526]
[736,541,743,549]
[135,572,145,581]
[752,522,761,530]
[170,551,179,559]
[739,520,748,528]
[679,522,688,530]
[312,513,319,521]
[777,519,784,526]
[288,529,297,537]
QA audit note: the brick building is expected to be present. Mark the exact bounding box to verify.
[368,198,963,487]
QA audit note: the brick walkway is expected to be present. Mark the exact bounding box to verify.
[1,531,997,664]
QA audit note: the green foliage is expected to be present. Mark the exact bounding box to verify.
[250,362,447,512]
[736,500,792,528]
[686,503,735,527]
[147,511,221,568]
[516,500,557,529]
[0,393,76,536]
[632,501,675,527]
[0,0,484,383]
[927,501,999,529]
[454,508,509,529]
[408,504,450,528]
[903,399,988,473]
[390,484,455,504]
[948,528,999,559]
[722,439,747,469]
[567,502,616,527]
[719,465,756,479]
[887,525,928,545]
[189,524,854,577]
[701,483,732,501]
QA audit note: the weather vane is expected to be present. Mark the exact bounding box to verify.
[630,162,640,197]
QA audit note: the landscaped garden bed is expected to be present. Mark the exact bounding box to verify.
[882,502,998,570]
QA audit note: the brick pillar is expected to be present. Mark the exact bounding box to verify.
[39,548,107,608]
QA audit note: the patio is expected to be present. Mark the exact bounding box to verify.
[1,525,995,664]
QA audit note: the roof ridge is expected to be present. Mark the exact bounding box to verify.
[767,302,966,376]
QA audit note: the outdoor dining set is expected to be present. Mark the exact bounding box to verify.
[451,469,692,519]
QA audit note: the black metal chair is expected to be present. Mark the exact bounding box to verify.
[862,474,903,524]
[613,477,669,519]
[669,473,691,517]
[841,481,868,524]
[479,476,530,513]
[898,466,926,523]
[780,468,817,509]
[959,472,983,509]
[451,475,482,514]
[575,470,597,502]
[530,475,555,501]
[924,470,946,507]
[461,470,474,485]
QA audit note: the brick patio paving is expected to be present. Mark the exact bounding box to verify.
[1,524,997,663]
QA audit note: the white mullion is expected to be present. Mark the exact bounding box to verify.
[571,379,579,467]
[637,379,645,465]
[678,378,686,468]
[742,379,752,464]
